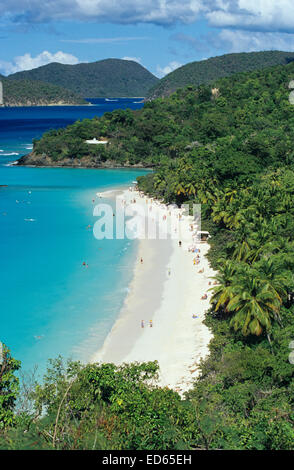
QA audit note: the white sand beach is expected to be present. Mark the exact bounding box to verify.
[91,186,216,395]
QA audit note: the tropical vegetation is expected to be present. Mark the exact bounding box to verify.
[2,59,294,449]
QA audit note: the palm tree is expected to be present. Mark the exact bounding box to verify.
[153,174,163,189]
[209,260,237,312]
[232,239,255,263]
[185,182,196,196]
[260,237,293,259]
[211,193,244,230]
[223,188,237,204]
[174,181,186,196]
[153,173,166,193]
[211,197,235,226]
[252,258,290,307]
[227,270,282,340]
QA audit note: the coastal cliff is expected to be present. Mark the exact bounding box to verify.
[17,151,150,168]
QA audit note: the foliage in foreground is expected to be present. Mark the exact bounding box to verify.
[0,333,294,450]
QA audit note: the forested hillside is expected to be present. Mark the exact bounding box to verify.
[19,60,294,171]
[147,50,294,99]
[4,61,294,449]
[8,59,159,98]
[1,78,87,106]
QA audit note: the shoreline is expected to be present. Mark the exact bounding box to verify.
[16,165,154,170]
[91,186,215,395]
[15,161,154,170]
[0,103,90,108]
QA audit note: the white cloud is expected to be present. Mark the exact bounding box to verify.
[206,1,294,33]
[121,56,142,64]
[2,1,294,38]
[1,0,203,26]
[218,29,294,53]
[156,61,182,78]
[0,51,79,75]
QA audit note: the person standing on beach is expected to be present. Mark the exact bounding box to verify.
[141,320,144,328]
[149,320,153,327]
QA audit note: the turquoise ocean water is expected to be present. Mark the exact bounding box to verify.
[0,98,147,377]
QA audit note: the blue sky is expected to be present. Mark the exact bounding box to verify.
[1,1,294,77]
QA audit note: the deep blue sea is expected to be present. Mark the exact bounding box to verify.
[0,98,146,377]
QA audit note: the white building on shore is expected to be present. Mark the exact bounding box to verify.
[85,137,108,144]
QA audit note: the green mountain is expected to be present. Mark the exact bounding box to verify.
[1,78,87,106]
[147,50,294,99]
[8,59,159,98]
[19,60,294,169]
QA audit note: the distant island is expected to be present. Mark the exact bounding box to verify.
[0,78,87,107]
[3,52,294,106]
[8,58,159,98]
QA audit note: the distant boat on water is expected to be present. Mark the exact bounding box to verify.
[105,98,118,102]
